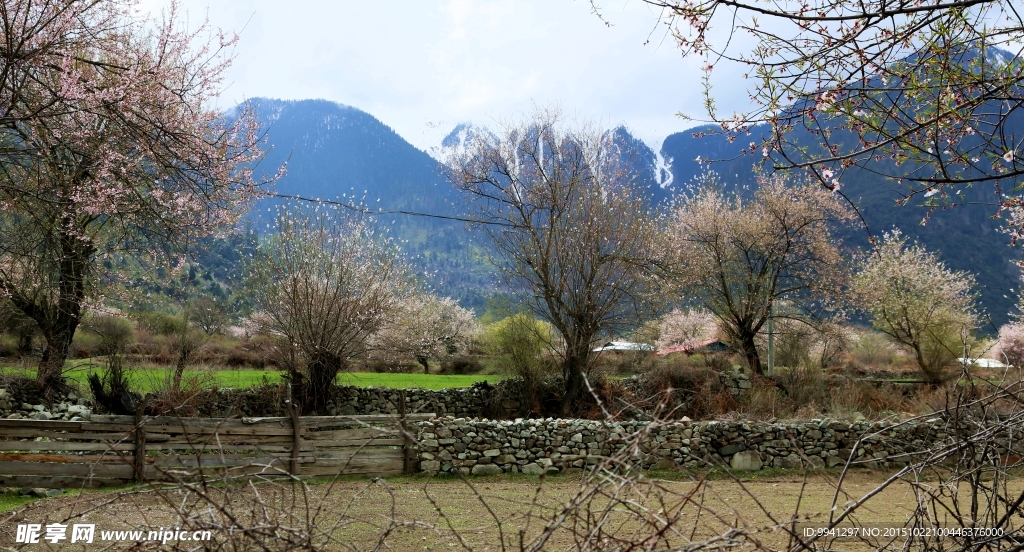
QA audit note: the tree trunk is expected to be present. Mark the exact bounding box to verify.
[172,347,187,391]
[17,330,32,355]
[561,363,584,416]
[172,308,191,391]
[11,227,94,393]
[303,352,344,414]
[37,323,76,393]
[559,342,590,415]
[740,331,762,375]
[417,356,430,374]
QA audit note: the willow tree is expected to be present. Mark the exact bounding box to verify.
[0,2,267,392]
[663,176,853,374]
[245,208,417,413]
[447,110,659,414]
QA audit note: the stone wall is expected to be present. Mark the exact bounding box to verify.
[718,371,752,396]
[415,416,996,475]
[327,384,516,418]
[0,388,93,421]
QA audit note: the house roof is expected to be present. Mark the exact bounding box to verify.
[959,357,1013,369]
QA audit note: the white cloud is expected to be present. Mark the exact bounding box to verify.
[140,0,752,151]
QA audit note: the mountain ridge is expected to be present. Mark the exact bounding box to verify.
[238,97,1020,328]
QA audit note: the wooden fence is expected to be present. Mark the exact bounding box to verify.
[0,412,433,489]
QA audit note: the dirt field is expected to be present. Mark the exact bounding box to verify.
[0,470,1020,550]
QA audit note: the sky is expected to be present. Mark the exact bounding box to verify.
[142,0,754,153]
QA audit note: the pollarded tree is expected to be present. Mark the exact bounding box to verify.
[244,208,417,413]
[662,175,853,374]
[853,231,979,382]
[368,294,478,373]
[0,1,267,392]
[447,109,660,414]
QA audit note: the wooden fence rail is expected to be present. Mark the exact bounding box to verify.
[0,412,434,489]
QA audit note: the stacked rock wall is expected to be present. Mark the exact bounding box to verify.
[0,388,93,421]
[415,416,1002,475]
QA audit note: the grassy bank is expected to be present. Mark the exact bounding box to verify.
[1,362,504,392]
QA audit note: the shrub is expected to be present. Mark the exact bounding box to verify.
[137,311,185,336]
[774,364,828,409]
[827,379,868,419]
[440,356,483,375]
[365,359,417,373]
[642,358,735,419]
[703,352,732,372]
[88,361,140,416]
[0,335,18,357]
[863,381,906,414]
[737,378,788,419]
[83,315,135,357]
[69,331,101,359]
[483,314,556,404]
[773,320,814,369]
[592,350,649,376]
[146,370,218,417]
[847,329,902,370]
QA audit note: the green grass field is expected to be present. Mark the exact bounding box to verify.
[0,361,503,392]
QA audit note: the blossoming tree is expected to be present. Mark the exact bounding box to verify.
[0,1,268,392]
[853,231,979,382]
[662,175,853,374]
[368,294,478,373]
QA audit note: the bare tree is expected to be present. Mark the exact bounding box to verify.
[662,174,853,374]
[191,295,232,336]
[620,0,1024,235]
[244,207,417,413]
[447,109,659,414]
[854,230,980,382]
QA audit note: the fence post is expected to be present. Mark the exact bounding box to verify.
[399,390,413,475]
[133,400,147,482]
[286,383,301,476]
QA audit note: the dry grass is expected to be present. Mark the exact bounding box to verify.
[2,470,1018,550]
